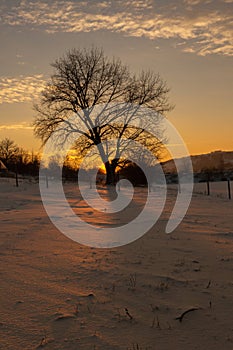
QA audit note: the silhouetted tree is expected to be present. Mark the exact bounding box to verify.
[0,138,19,169]
[34,47,172,184]
[119,162,147,186]
[0,138,40,176]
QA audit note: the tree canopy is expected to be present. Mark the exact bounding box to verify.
[0,138,19,165]
[34,47,172,184]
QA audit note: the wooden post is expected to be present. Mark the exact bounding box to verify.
[207,181,210,196]
[46,174,48,189]
[15,168,19,187]
[227,179,231,200]
[89,174,92,189]
[15,163,19,187]
[178,178,181,194]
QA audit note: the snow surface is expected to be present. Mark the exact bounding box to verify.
[0,178,233,349]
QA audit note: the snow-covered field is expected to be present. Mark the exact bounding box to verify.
[0,178,233,349]
[193,181,232,199]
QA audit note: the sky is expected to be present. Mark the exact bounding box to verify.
[0,0,232,156]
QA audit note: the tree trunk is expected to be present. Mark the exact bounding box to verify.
[105,161,116,185]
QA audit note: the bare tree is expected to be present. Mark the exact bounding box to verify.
[34,47,172,184]
[0,138,19,166]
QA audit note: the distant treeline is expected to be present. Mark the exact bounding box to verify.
[0,138,232,184]
[0,138,40,177]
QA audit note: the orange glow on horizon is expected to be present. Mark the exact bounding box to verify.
[98,163,106,174]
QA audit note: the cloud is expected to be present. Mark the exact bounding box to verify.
[0,123,33,130]
[183,0,212,6]
[0,0,232,56]
[0,75,45,104]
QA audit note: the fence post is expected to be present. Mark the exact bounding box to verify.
[15,169,19,187]
[178,178,181,193]
[227,179,231,200]
[207,181,210,196]
[46,174,48,189]
[15,164,19,187]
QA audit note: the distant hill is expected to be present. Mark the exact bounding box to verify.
[161,150,233,174]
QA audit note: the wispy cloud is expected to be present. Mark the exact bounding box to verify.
[0,75,45,104]
[0,122,33,130]
[183,0,212,6]
[0,0,232,56]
